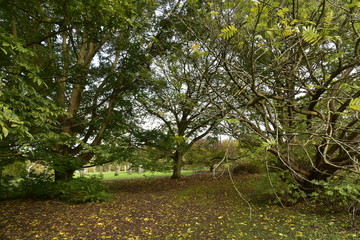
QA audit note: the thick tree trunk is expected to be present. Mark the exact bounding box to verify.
[171,151,183,179]
[296,163,340,192]
[54,168,75,182]
[269,147,343,192]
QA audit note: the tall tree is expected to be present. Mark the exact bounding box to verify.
[185,137,239,172]
[178,0,360,189]
[138,39,225,178]
[0,0,158,181]
[0,30,61,176]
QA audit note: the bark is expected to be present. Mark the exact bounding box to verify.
[115,164,120,176]
[99,165,104,178]
[171,151,183,179]
[296,165,339,193]
[11,16,17,39]
[270,146,349,192]
[54,168,75,182]
[79,169,85,178]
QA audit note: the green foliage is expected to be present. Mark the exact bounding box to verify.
[185,138,238,170]
[0,173,111,203]
[0,176,17,200]
[16,172,55,199]
[349,97,360,111]
[52,176,112,203]
[2,161,27,178]
[0,30,62,171]
[232,162,262,175]
[261,138,277,151]
[219,25,238,40]
[310,173,360,214]
[253,171,307,206]
[302,25,322,44]
[0,0,157,182]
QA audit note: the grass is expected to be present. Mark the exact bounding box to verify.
[75,170,193,180]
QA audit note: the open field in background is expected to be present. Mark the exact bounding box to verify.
[75,170,194,180]
[1,174,358,240]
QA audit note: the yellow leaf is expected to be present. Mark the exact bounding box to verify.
[349,97,360,111]
[191,43,200,51]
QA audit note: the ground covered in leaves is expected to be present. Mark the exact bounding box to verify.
[0,174,358,239]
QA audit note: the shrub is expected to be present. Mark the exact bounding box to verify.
[310,173,360,213]
[1,173,112,203]
[17,172,55,199]
[0,176,17,200]
[53,176,112,203]
[250,171,306,206]
[232,162,262,175]
[309,173,360,228]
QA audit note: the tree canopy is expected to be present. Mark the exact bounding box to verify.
[0,0,359,187]
[174,0,360,189]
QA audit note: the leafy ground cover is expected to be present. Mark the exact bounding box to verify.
[0,174,358,239]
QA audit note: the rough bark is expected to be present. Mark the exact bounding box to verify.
[170,151,183,179]
[54,168,75,182]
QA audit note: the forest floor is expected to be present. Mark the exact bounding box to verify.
[0,174,358,240]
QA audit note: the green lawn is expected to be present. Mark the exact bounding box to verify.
[76,170,193,180]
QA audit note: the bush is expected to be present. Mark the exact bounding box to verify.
[1,173,112,203]
[53,176,112,203]
[309,173,360,228]
[17,172,55,199]
[232,162,262,175]
[0,176,17,200]
[250,171,306,206]
[310,173,360,213]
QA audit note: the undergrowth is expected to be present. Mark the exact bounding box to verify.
[0,173,111,203]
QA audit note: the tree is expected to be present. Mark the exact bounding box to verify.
[185,137,239,172]
[177,0,360,190]
[0,29,61,177]
[137,37,226,178]
[0,0,158,181]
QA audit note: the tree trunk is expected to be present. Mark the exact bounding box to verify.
[296,164,339,192]
[99,165,104,178]
[171,151,183,179]
[79,169,85,178]
[54,168,75,182]
[114,164,120,176]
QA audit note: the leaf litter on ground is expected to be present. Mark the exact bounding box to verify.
[0,174,358,239]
